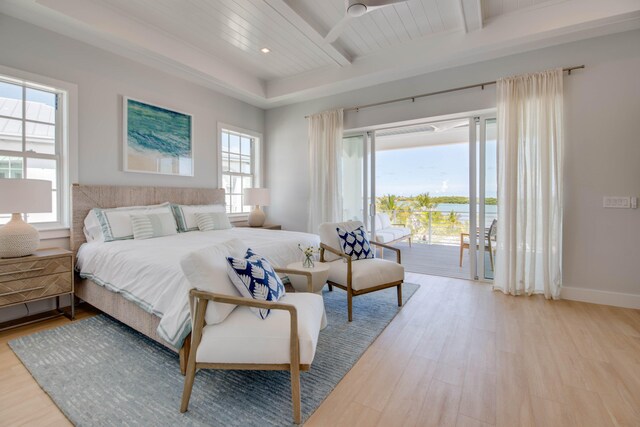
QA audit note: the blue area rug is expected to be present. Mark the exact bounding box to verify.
[10,283,418,426]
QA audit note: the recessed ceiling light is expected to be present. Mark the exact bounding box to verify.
[261,47,270,54]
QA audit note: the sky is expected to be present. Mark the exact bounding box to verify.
[375,141,497,198]
[0,81,56,107]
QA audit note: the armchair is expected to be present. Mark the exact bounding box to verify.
[318,221,405,321]
[180,268,323,424]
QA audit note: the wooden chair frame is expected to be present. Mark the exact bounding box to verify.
[180,268,313,424]
[320,242,403,322]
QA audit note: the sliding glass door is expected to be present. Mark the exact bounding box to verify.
[476,116,498,281]
[341,133,374,232]
[342,114,496,282]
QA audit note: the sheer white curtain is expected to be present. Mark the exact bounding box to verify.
[308,109,344,234]
[494,69,564,299]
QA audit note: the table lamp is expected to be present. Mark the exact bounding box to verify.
[244,188,270,227]
[0,179,52,258]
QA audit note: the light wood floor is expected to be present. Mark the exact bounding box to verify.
[1,273,639,426]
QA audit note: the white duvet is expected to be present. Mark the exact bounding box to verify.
[76,228,320,348]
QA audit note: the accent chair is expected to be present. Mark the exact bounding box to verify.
[318,220,405,321]
[180,266,323,424]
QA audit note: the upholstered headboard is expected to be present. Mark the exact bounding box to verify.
[71,184,225,254]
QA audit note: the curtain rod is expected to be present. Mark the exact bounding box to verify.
[305,65,584,118]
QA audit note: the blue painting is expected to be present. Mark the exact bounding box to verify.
[124,98,193,176]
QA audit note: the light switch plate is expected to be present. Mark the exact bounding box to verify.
[603,196,637,209]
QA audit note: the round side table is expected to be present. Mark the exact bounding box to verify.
[286,261,330,330]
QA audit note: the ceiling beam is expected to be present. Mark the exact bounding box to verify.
[458,0,484,33]
[263,0,352,67]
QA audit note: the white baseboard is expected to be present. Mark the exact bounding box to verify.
[561,286,640,309]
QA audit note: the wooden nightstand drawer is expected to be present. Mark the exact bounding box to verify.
[0,256,72,283]
[0,272,73,307]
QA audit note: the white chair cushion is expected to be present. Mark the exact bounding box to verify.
[180,239,248,325]
[375,227,411,243]
[327,259,404,291]
[387,227,411,239]
[374,230,396,243]
[195,293,324,365]
[379,213,392,229]
[319,220,365,262]
[374,214,383,231]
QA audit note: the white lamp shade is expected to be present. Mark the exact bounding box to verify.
[0,179,52,214]
[244,188,270,207]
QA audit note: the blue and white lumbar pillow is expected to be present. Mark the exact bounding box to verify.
[337,226,374,260]
[226,248,285,319]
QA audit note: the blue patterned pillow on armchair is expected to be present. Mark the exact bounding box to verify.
[226,248,285,319]
[336,226,374,260]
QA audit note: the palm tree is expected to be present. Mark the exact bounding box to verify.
[377,194,399,222]
[447,210,460,229]
[413,193,439,244]
[414,192,438,211]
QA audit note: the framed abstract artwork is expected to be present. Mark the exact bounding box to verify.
[123,97,193,176]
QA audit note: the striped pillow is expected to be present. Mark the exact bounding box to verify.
[171,204,226,232]
[194,212,232,231]
[130,213,178,240]
[91,203,172,242]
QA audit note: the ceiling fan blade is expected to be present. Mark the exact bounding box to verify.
[325,15,353,43]
[362,0,408,7]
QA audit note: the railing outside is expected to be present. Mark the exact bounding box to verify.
[379,206,497,246]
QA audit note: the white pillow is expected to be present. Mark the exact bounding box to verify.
[379,213,392,229]
[130,213,178,240]
[194,212,232,231]
[180,239,248,325]
[84,210,104,242]
[171,204,226,232]
[90,203,172,242]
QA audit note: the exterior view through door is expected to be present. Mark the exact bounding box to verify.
[342,116,497,281]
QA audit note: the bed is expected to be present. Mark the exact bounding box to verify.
[71,184,320,374]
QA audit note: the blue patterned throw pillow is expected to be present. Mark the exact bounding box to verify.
[226,248,285,319]
[337,226,374,260]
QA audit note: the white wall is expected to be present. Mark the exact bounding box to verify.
[0,14,264,189]
[0,14,265,321]
[265,29,640,304]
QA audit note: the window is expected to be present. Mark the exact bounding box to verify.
[0,76,65,227]
[219,126,261,215]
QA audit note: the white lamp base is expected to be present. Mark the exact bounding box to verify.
[0,213,39,258]
[248,206,266,227]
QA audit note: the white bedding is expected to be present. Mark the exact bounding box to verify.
[76,228,320,348]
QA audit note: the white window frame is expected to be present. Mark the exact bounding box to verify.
[217,123,262,219]
[0,65,78,233]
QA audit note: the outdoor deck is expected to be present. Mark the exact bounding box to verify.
[380,241,494,280]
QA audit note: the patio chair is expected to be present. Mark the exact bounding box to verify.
[459,219,497,270]
[318,220,404,321]
[374,213,412,247]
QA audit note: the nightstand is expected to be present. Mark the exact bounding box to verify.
[233,221,282,230]
[0,248,74,331]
